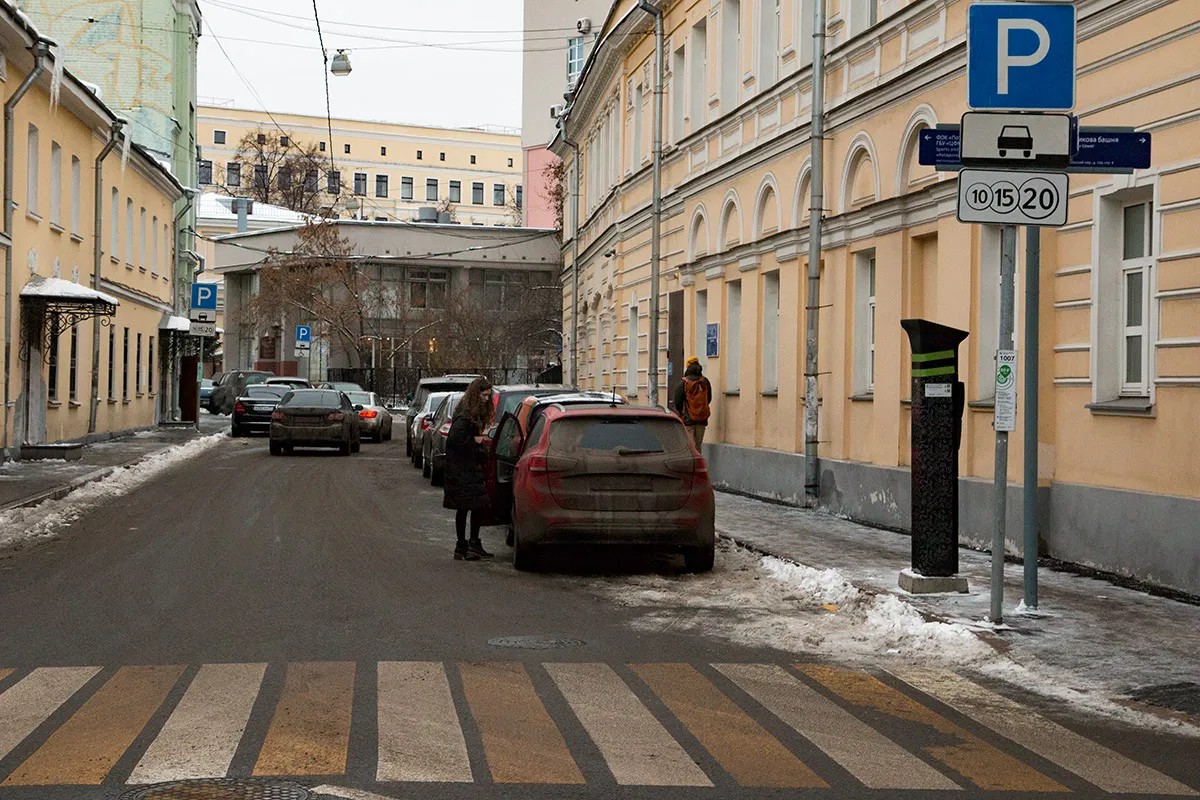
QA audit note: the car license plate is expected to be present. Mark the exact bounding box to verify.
[591,477,646,492]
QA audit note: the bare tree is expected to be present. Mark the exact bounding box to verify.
[543,158,566,234]
[430,276,560,369]
[216,127,330,215]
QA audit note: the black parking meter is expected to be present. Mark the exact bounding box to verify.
[901,319,969,578]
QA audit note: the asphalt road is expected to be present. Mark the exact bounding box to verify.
[0,432,1195,800]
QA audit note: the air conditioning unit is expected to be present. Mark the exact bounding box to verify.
[549,103,565,119]
[576,17,592,35]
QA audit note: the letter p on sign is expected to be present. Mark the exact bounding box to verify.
[968,3,1075,111]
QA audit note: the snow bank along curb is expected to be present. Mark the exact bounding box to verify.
[0,433,226,549]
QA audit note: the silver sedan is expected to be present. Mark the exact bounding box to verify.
[346,391,394,443]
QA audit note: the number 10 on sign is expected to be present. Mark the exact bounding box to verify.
[957,169,1068,227]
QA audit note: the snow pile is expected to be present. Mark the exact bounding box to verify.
[594,543,992,665]
[0,433,225,549]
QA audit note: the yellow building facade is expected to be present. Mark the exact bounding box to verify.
[197,106,525,227]
[2,7,185,457]
[554,0,1200,594]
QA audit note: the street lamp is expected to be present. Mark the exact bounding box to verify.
[330,49,352,77]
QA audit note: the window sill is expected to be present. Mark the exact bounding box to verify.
[969,397,996,410]
[1085,397,1154,417]
[138,266,147,274]
[49,221,65,234]
[25,210,42,223]
[723,390,740,397]
[110,256,119,264]
[122,400,132,405]
[107,399,118,405]
[70,232,84,243]
[47,400,62,408]
[69,400,82,409]
[125,262,134,270]
[849,393,874,402]
[761,390,778,397]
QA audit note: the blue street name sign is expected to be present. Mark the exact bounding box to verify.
[705,323,719,359]
[295,325,312,344]
[919,126,1150,175]
[190,283,217,311]
[967,3,1076,111]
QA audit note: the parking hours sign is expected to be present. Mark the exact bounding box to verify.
[957,169,1068,226]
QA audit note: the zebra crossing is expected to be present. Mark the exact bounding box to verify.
[0,661,1193,793]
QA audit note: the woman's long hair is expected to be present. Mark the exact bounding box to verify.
[456,377,494,432]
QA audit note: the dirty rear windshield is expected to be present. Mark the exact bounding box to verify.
[550,417,689,454]
[281,390,341,408]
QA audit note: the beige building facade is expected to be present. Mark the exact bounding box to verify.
[554,0,1200,594]
[1,6,187,458]
[197,106,525,227]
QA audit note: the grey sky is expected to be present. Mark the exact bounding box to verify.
[197,0,526,131]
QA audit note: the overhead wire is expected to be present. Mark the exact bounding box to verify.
[310,0,338,178]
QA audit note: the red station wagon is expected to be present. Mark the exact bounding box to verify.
[491,404,715,572]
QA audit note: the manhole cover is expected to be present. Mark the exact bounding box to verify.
[1128,682,1200,715]
[122,779,310,800]
[487,635,586,649]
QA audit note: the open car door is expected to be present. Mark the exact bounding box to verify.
[487,412,525,525]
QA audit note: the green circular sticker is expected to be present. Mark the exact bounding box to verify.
[997,364,1014,387]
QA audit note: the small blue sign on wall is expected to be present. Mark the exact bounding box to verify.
[705,323,720,359]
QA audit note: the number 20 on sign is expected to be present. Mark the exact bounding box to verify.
[956,168,1069,227]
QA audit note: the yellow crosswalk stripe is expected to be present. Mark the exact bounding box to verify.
[799,664,1066,792]
[2,665,183,786]
[253,662,355,777]
[376,661,473,783]
[458,661,584,784]
[0,667,101,764]
[546,662,713,786]
[895,667,1199,795]
[130,663,267,784]
[716,663,961,790]
[633,663,827,788]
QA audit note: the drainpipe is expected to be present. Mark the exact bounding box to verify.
[804,0,827,507]
[3,37,52,458]
[558,117,581,388]
[88,119,126,435]
[640,0,664,407]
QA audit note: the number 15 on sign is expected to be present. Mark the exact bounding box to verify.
[957,169,1068,227]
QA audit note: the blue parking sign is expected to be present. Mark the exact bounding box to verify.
[295,325,312,344]
[190,282,217,311]
[968,3,1076,111]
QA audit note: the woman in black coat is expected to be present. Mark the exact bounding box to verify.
[442,377,495,560]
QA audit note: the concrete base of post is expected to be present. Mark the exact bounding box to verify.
[899,567,969,594]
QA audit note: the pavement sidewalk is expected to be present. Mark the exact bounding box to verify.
[0,415,226,512]
[715,491,1200,714]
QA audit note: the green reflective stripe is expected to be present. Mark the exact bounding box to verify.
[912,365,956,377]
[911,350,954,363]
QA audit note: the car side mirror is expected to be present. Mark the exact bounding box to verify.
[353,404,364,411]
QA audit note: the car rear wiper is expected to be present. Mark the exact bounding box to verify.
[615,446,663,455]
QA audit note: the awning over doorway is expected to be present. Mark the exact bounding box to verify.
[159,314,192,332]
[20,275,120,311]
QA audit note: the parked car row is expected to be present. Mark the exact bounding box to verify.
[406,385,716,572]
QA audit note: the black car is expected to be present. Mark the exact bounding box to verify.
[210,370,273,415]
[231,385,289,437]
[405,374,480,457]
[269,389,362,456]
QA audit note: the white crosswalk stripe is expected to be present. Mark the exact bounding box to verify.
[376,661,473,783]
[546,662,712,786]
[129,663,267,784]
[716,663,961,790]
[894,667,1199,796]
[0,667,100,763]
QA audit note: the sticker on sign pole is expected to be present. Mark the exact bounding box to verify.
[994,350,1018,431]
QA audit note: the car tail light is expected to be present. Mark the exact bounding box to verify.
[693,456,710,479]
[234,402,246,414]
[327,411,345,422]
[420,417,431,431]
[359,409,378,419]
[271,410,284,421]
[439,422,451,436]
[526,454,577,473]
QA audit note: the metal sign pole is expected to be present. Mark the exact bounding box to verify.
[991,224,1018,623]
[1023,226,1041,608]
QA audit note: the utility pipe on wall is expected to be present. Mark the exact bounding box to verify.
[804,0,827,507]
[640,0,664,407]
[558,117,581,388]
[2,38,52,458]
[88,119,126,435]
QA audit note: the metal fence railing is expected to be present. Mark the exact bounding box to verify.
[327,364,564,408]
